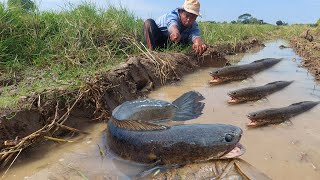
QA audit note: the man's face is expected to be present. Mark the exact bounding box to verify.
[180,10,197,27]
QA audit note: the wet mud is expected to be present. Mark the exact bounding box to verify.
[290,28,320,81]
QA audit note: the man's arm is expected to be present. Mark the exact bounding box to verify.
[168,25,181,43]
[189,23,207,55]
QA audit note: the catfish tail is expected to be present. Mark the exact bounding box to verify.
[171,91,205,121]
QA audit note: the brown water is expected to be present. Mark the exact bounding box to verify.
[2,40,320,180]
[148,40,320,180]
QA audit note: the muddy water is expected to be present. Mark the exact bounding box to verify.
[148,40,320,180]
[2,40,320,180]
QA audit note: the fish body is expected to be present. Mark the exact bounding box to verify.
[107,91,245,165]
[209,58,282,84]
[107,122,243,165]
[228,81,293,104]
[247,101,320,127]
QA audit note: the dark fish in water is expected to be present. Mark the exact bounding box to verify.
[247,101,320,127]
[209,58,282,84]
[107,91,245,165]
[228,81,293,104]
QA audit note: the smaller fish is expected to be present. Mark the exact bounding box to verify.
[209,58,282,84]
[228,81,293,104]
[247,101,320,127]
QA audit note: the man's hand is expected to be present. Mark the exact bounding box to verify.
[169,25,181,43]
[170,32,181,42]
[192,37,207,55]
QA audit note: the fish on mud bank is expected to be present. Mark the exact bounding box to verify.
[209,58,282,84]
[247,101,320,127]
[228,81,293,104]
[106,91,245,165]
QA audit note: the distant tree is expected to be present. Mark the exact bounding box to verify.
[250,17,263,24]
[276,20,288,26]
[8,0,35,12]
[276,20,283,26]
[231,20,237,24]
[237,13,252,24]
[317,19,320,26]
[237,13,264,24]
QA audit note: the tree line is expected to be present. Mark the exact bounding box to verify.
[206,13,319,26]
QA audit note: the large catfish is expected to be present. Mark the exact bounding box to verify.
[106,91,245,165]
[209,58,282,84]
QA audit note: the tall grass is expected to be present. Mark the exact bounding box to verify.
[0,3,144,108]
[0,3,143,70]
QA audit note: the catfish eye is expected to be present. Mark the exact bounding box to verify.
[214,71,219,74]
[231,92,236,95]
[225,134,234,142]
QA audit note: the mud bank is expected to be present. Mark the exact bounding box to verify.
[290,28,320,81]
[0,38,264,166]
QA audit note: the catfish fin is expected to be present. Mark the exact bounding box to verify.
[171,91,205,121]
[111,118,169,131]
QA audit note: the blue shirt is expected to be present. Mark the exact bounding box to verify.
[156,8,200,43]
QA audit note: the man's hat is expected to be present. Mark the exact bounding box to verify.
[181,0,201,17]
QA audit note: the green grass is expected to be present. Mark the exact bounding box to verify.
[0,3,144,109]
[199,22,308,45]
[0,2,312,109]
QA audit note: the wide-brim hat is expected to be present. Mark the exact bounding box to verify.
[180,0,201,17]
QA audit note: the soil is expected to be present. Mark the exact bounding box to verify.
[290,28,320,81]
[0,38,265,167]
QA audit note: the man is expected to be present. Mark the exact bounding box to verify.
[144,0,207,55]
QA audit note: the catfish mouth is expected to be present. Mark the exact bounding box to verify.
[209,71,226,84]
[227,92,247,104]
[227,93,242,104]
[227,97,241,104]
[247,121,261,127]
[209,76,223,84]
[246,114,268,127]
[220,143,246,159]
[228,96,258,104]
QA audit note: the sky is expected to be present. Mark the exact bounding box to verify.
[1,0,319,24]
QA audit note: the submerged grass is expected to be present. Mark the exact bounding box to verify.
[0,2,312,109]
